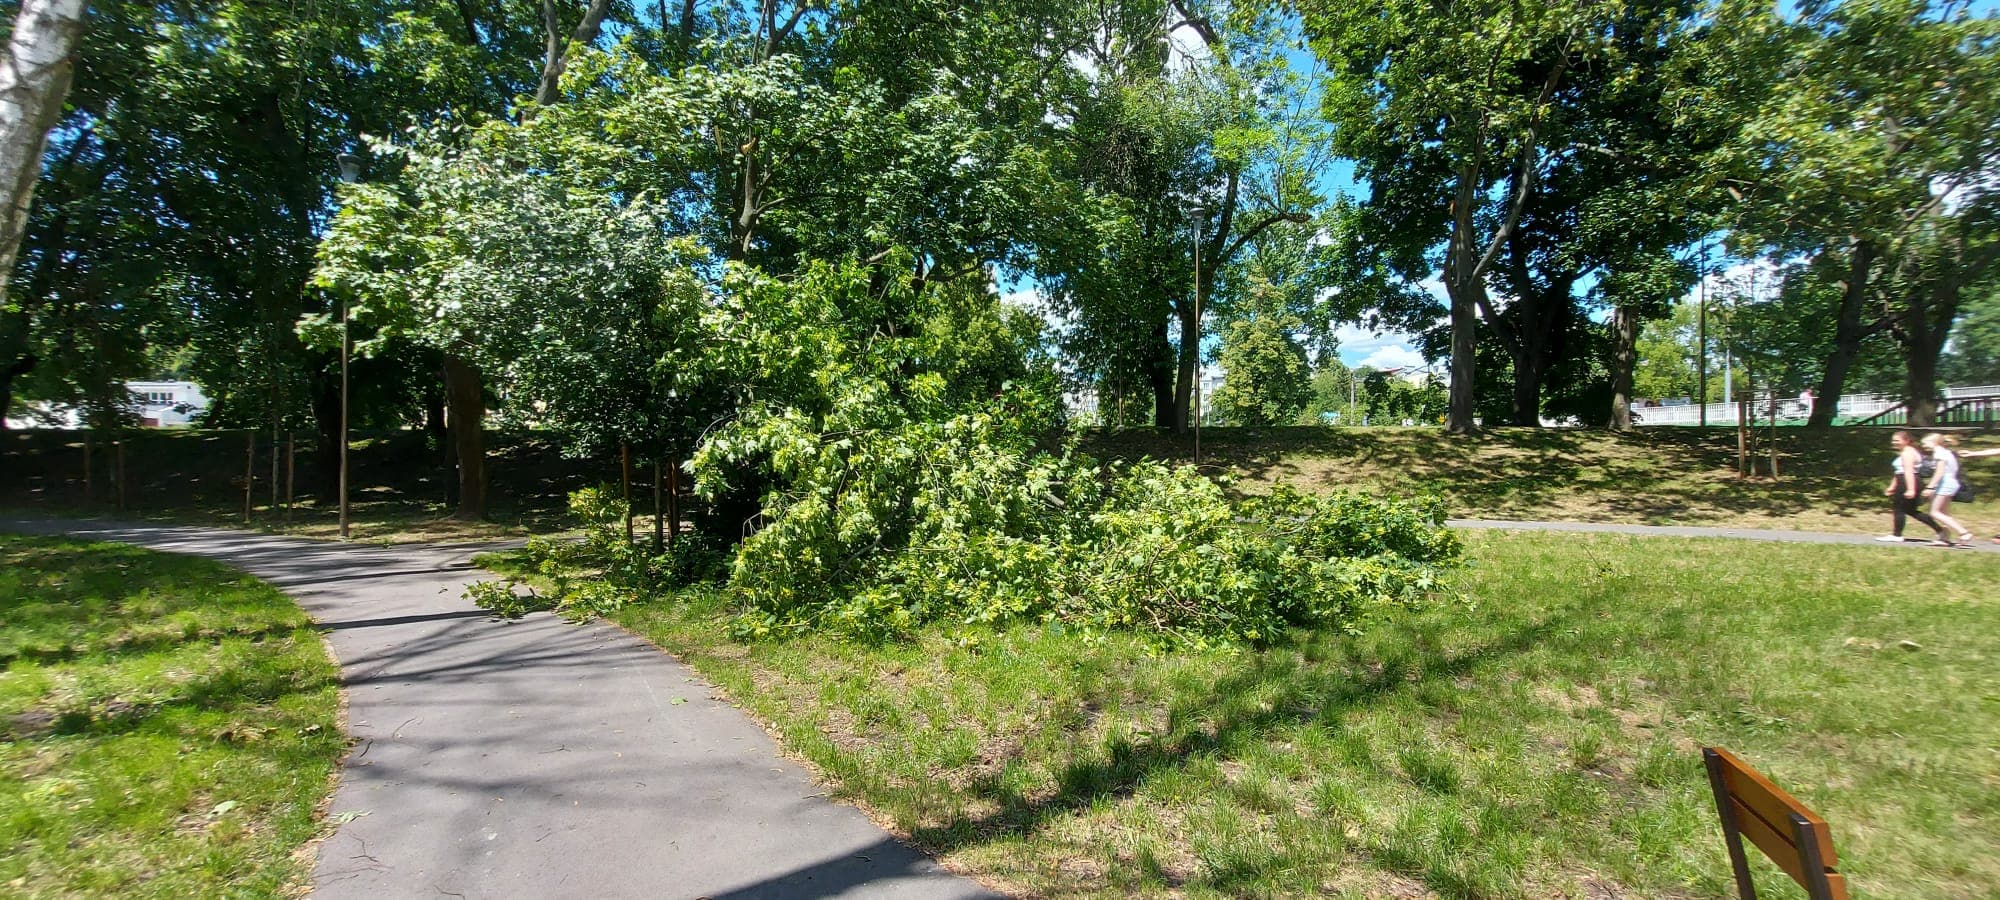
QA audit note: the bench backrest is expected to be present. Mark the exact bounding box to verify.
[1702,746,1847,900]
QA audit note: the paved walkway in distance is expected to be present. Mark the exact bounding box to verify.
[0,520,997,900]
[1451,518,2000,553]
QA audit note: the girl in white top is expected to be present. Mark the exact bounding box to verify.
[1921,434,1974,547]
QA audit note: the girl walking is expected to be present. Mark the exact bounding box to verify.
[1879,431,1946,544]
[1921,433,1975,548]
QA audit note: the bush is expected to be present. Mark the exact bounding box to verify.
[719,410,1462,645]
[467,484,728,622]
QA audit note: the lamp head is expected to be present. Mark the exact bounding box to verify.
[337,153,362,184]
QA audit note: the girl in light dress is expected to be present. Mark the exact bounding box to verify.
[1920,434,1974,548]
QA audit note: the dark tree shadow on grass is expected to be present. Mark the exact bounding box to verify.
[902,602,1583,868]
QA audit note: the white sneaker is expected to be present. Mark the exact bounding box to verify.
[1873,535,1906,542]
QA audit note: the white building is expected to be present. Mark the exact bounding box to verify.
[129,380,208,427]
[3,380,209,429]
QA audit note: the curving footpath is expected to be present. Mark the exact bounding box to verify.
[0,519,997,900]
[1450,518,2000,553]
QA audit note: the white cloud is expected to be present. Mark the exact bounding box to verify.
[1002,286,1077,337]
[1683,256,1785,306]
[1333,323,1428,370]
[1356,345,1428,371]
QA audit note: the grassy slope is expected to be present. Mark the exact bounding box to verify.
[605,531,2000,898]
[1083,426,2000,536]
[0,536,345,897]
[10,425,1996,539]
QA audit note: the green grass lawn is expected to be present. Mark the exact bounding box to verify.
[1084,426,2000,537]
[591,531,2000,898]
[0,535,345,897]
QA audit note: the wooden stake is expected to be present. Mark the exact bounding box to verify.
[285,432,296,527]
[1769,395,1779,478]
[1736,399,1748,477]
[667,456,680,548]
[621,443,634,546]
[243,430,256,524]
[269,422,280,515]
[652,458,664,555]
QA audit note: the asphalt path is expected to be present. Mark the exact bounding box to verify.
[0,519,997,900]
[1450,518,2000,552]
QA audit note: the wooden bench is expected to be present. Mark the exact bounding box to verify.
[1702,747,1847,900]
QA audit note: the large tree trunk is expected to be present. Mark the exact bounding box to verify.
[441,354,487,520]
[1445,282,1479,434]
[0,0,89,306]
[1810,240,1876,428]
[1148,322,1175,429]
[1509,356,1542,427]
[0,351,34,430]
[1903,346,1941,427]
[1898,276,1961,429]
[1445,167,1482,435]
[1171,299,1197,434]
[1609,305,1638,432]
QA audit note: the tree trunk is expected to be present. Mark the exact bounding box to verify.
[1445,167,1482,435]
[1445,281,1479,434]
[1810,240,1875,429]
[533,0,614,106]
[0,351,33,430]
[0,0,89,306]
[1149,323,1175,429]
[1509,360,1542,427]
[1895,252,1967,429]
[652,458,664,555]
[677,0,697,63]
[621,443,633,546]
[1171,299,1197,434]
[1609,305,1638,432]
[1902,317,1947,428]
[667,456,680,549]
[1888,288,1952,428]
[441,354,487,519]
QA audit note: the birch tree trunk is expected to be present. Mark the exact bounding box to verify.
[0,0,89,305]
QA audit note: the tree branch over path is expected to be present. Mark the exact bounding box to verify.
[535,0,615,106]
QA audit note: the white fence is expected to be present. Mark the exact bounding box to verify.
[1631,385,2000,426]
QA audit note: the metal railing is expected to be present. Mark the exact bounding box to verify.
[1632,385,2000,427]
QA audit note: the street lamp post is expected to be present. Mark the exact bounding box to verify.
[1697,239,1708,428]
[1189,203,1207,465]
[336,152,360,540]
